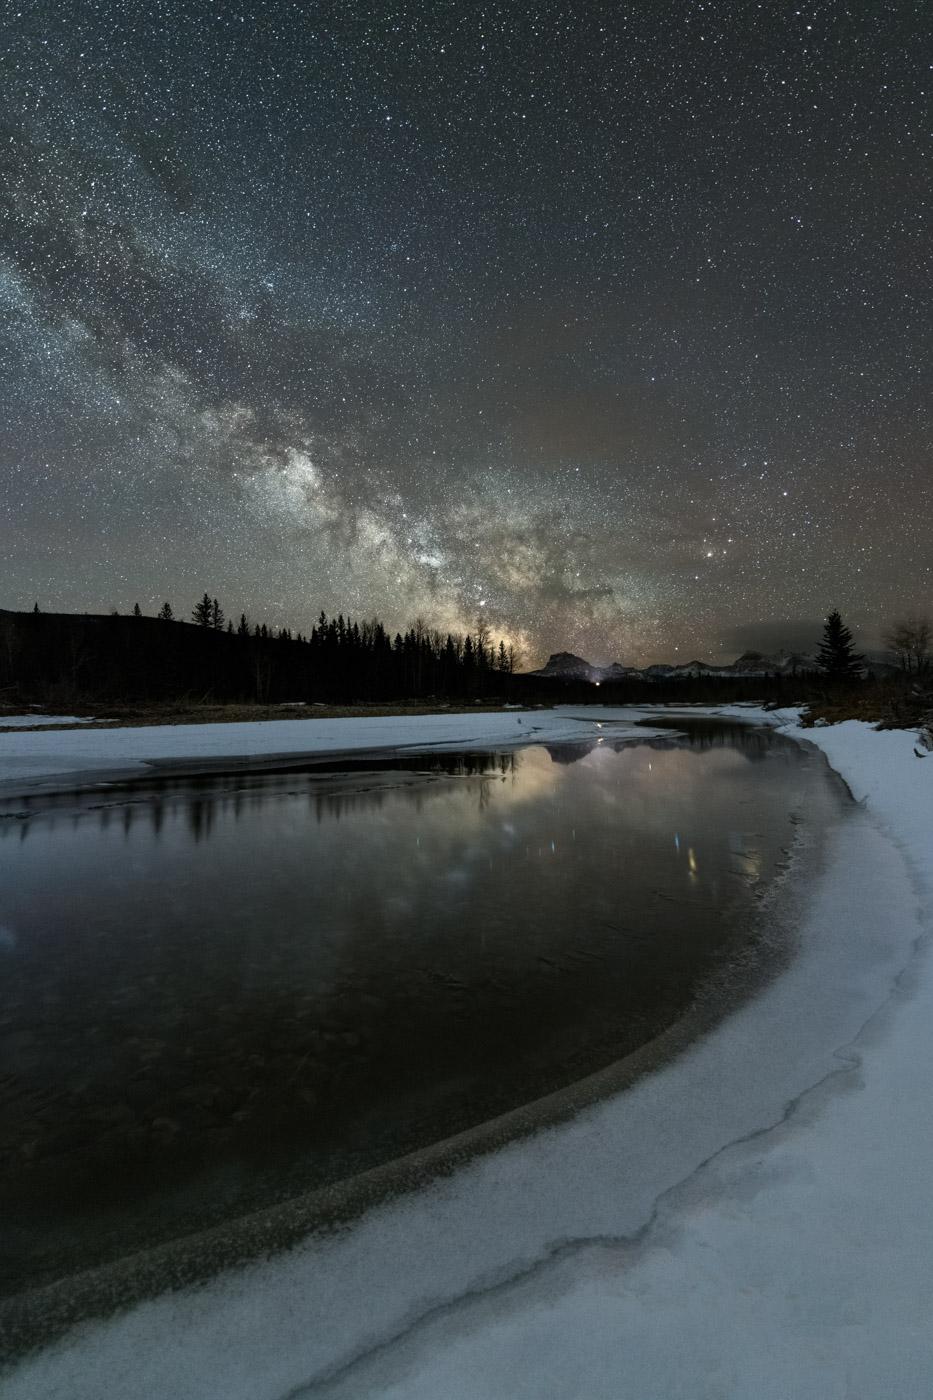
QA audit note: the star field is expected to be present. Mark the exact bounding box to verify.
[1,0,930,664]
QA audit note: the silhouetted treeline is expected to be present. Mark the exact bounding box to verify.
[1,605,922,714]
[0,607,521,705]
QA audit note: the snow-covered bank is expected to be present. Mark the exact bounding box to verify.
[0,714,92,729]
[3,713,931,1400]
[0,706,667,793]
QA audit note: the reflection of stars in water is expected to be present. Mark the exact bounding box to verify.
[1,3,929,663]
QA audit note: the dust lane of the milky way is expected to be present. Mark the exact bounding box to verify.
[1,1,929,663]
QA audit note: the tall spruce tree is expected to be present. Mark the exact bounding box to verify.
[817,610,864,678]
[192,593,213,626]
[210,597,225,630]
[158,601,174,621]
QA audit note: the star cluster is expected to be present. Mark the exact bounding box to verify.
[1,0,929,663]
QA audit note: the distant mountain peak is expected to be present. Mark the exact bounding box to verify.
[530,653,639,683]
[525,645,858,683]
[543,651,589,669]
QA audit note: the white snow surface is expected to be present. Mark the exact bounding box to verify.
[4,708,933,1400]
[0,705,664,789]
[0,714,92,728]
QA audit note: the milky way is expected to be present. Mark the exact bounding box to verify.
[1,1,929,664]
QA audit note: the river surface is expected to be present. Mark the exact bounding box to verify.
[0,719,842,1300]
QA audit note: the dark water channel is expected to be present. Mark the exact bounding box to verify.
[0,719,840,1297]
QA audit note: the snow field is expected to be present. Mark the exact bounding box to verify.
[0,706,664,789]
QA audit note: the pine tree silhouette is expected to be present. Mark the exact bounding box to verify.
[817,610,864,678]
[192,593,213,626]
[8,592,526,705]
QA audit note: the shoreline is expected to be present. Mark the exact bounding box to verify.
[1,713,841,1359]
[3,711,930,1398]
[0,789,818,1359]
[0,702,756,801]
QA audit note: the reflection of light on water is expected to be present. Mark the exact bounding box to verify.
[673,832,698,878]
[728,832,763,880]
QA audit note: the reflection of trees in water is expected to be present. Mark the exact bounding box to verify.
[0,728,799,851]
[0,730,798,848]
[0,728,800,849]
[1,750,522,846]
[187,797,216,843]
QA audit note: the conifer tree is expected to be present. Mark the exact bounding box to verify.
[475,617,492,667]
[133,603,142,617]
[816,610,864,679]
[158,601,174,621]
[192,593,213,626]
[210,597,225,630]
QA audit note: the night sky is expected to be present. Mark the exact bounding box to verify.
[2,1,929,665]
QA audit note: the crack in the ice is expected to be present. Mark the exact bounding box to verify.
[282,902,929,1400]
